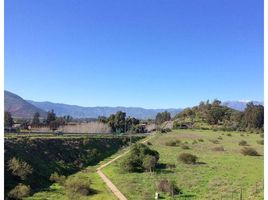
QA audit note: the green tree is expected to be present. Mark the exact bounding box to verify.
[32,112,40,126]
[155,111,171,125]
[142,155,157,172]
[4,111,14,127]
[243,103,264,129]
[46,110,56,125]
[7,157,33,180]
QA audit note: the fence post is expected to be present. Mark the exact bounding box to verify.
[240,188,243,200]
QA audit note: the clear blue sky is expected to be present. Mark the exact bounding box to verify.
[5,0,263,108]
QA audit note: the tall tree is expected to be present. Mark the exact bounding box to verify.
[32,112,40,126]
[155,111,171,125]
[4,112,14,127]
[46,110,56,125]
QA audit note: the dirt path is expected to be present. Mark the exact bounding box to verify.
[96,136,153,200]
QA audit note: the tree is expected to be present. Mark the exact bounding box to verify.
[155,111,171,125]
[4,112,14,127]
[46,110,56,125]
[32,112,40,126]
[8,184,31,199]
[243,103,264,129]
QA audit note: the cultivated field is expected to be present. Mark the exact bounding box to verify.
[102,129,264,200]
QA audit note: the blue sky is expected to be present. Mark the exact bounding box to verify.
[5,0,263,108]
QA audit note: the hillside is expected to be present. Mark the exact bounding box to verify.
[27,100,182,119]
[222,100,263,111]
[4,91,46,118]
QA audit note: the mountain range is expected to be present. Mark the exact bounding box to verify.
[4,90,263,119]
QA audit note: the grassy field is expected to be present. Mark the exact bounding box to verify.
[102,129,264,200]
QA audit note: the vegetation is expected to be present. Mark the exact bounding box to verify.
[121,143,159,172]
[155,111,171,125]
[239,140,248,146]
[103,129,263,199]
[5,111,14,128]
[49,172,66,186]
[157,179,180,196]
[5,136,142,198]
[8,183,31,200]
[178,153,198,164]
[7,157,32,180]
[241,147,259,156]
[174,100,264,132]
[64,175,92,199]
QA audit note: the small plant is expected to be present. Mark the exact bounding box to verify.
[147,141,152,146]
[239,140,248,146]
[227,133,232,137]
[240,134,244,137]
[192,140,198,145]
[217,136,223,140]
[64,176,92,199]
[157,179,181,196]
[50,172,66,186]
[257,140,264,145]
[181,144,190,149]
[165,141,177,146]
[198,139,204,142]
[241,147,259,156]
[8,184,30,199]
[178,153,198,164]
[212,146,225,151]
[209,139,220,144]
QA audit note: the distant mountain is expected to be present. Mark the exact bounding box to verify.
[222,101,263,111]
[4,91,47,118]
[27,100,183,119]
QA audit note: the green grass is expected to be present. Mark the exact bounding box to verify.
[102,129,264,200]
[26,166,117,200]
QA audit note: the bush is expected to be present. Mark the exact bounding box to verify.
[212,146,225,151]
[209,139,220,144]
[7,157,32,180]
[165,141,177,146]
[121,143,159,172]
[240,134,244,137]
[147,141,152,146]
[178,153,198,164]
[181,144,190,149]
[198,139,204,142]
[239,140,248,146]
[260,133,264,138]
[217,136,223,140]
[157,179,181,196]
[50,172,66,186]
[257,140,264,145]
[8,184,30,199]
[192,140,197,145]
[227,133,232,137]
[142,155,157,172]
[64,176,92,199]
[241,147,259,156]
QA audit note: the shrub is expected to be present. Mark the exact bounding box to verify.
[50,172,66,186]
[212,146,225,151]
[121,143,159,172]
[178,153,198,164]
[147,141,152,146]
[181,144,190,149]
[8,184,30,199]
[241,147,259,156]
[7,157,32,180]
[157,179,181,196]
[64,176,92,199]
[227,133,232,136]
[239,140,248,146]
[260,133,264,138]
[142,155,157,172]
[240,134,244,137]
[192,140,197,145]
[209,139,220,144]
[217,136,223,140]
[257,140,264,145]
[198,139,204,142]
[165,141,177,146]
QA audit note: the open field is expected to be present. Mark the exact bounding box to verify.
[102,129,264,200]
